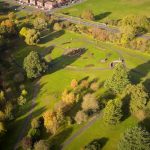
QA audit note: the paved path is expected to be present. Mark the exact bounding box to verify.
[61,113,102,150]
[14,81,39,150]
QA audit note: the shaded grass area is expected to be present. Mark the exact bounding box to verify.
[59,0,150,22]
[65,116,138,150]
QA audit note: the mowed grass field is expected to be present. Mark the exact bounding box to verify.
[59,0,150,21]
[11,30,150,149]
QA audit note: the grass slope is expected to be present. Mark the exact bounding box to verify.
[59,0,150,22]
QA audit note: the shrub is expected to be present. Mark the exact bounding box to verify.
[21,89,28,96]
[103,99,122,125]
[22,136,32,150]
[28,128,40,141]
[70,79,78,89]
[34,140,49,150]
[14,72,24,83]
[80,80,89,89]
[53,22,62,31]
[0,111,5,121]
[118,126,150,150]
[33,17,47,30]
[75,110,88,124]
[0,122,6,134]
[23,51,47,79]
[84,139,101,150]
[31,118,40,129]
[90,82,99,91]
[81,10,95,21]
[17,95,27,106]
[82,94,99,113]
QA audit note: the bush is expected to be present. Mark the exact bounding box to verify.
[33,17,47,30]
[75,110,88,124]
[17,95,27,106]
[0,111,5,121]
[31,118,40,129]
[80,80,89,89]
[81,10,95,21]
[82,94,99,113]
[84,139,101,150]
[90,82,99,91]
[22,136,32,150]
[70,79,78,89]
[21,89,28,96]
[53,22,62,31]
[34,140,49,150]
[103,99,122,125]
[118,126,150,150]
[28,128,40,141]
[13,72,24,83]
[0,122,6,134]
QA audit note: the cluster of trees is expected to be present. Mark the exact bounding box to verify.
[20,27,40,45]
[0,12,17,51]
[55,14,150,53]
[103,63,150,125]
[22,117,50,150]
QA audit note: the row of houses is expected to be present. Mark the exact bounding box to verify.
[20,0,75,9]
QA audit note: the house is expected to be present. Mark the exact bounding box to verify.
[30,0,36,5]
[45,1,57,9]
[37,0,44,7]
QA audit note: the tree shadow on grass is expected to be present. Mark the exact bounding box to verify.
[49,127,73,150]
[48,48,87,74]
[129,60,150,91]
[40,30,65,44]
[95,12,111,21]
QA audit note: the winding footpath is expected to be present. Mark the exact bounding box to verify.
[14,81,39,150]
[61,113,102,150]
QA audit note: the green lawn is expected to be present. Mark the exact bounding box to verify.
[59,0,150,22]
[4,29,150,149]
[65,116,138,150]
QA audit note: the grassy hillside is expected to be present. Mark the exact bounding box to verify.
[59,0,150,22]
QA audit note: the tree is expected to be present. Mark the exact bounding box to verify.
[70,79,78,89]
[34,140,49,150]
[0,122,6,134]
[17,95,26,106]
[31,118,40,129]
[75,110,88,124]
[25,29,40,45]
[22,136,32,150]
[62,89,76,105]
[82,93,99,113]
[104,63,130,94]
[0,19,17,37]
[33,17,48,30]
[120,15,150,33]
[81,10,95,20]
[23,51,47,78]
[8,12,16,20]
[84,139,102,150]
[43,110,64,134]
[125,84,149,114]
[103,99,122,125]
[53,22,62,31]
[19,27,29,37]
[118,126,150,150]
